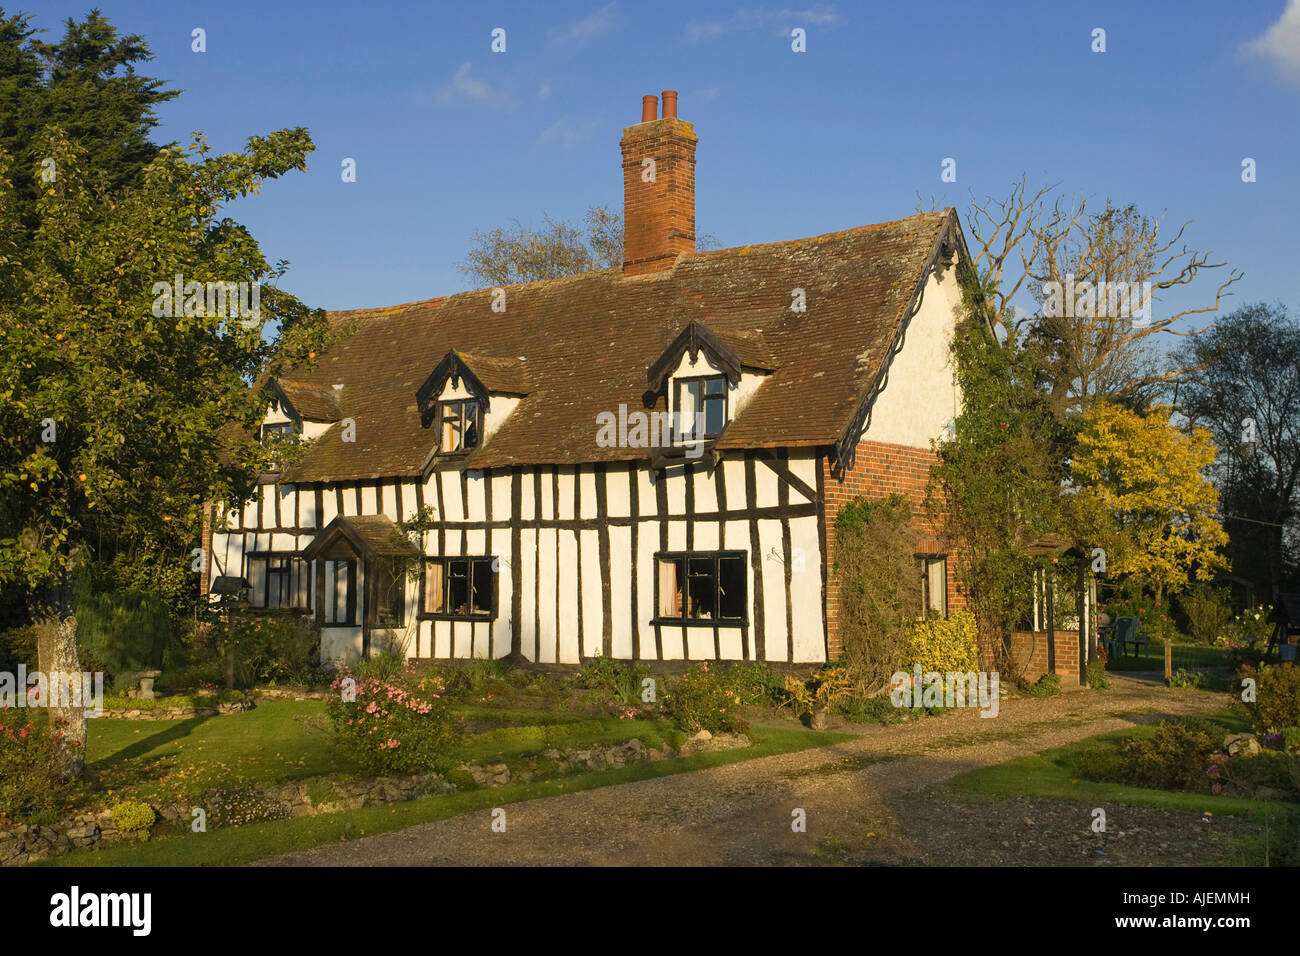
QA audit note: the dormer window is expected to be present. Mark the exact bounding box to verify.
[261,420,300,444]
[439,399,481,454]
[674,374,728,440]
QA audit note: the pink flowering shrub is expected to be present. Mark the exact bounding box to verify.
[664,662,748,735]
[325,664,460,774]
[0,707,72,820]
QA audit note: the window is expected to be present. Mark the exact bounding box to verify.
[372,559,406,628]
[655,551,747,624]
[438,400,481,453]
[246,554,311,610]
[423,557,495,619]
[674,375,728,441]
[917,556,948,620]
[261,420,299,443]
[323,559,357,625]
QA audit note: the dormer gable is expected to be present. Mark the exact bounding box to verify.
[416,350,529,459]
[646,321,774,448]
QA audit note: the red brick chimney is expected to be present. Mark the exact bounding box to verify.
[620,90,697,276]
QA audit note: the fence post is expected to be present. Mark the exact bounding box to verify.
[1164,641,1172,682]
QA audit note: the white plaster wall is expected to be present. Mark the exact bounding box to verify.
[859,266,963,448]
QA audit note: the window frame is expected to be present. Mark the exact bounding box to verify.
[322,558,358,626]
[672,374,729,443]
[652,549,749,627]
[436,399,482,455]
[371,558,407,628]
[420,555,497,621]
[246,552,312,611]
[916,554,949,621]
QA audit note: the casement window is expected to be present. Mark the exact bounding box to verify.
[438,400,481,454]
[246,553,311,610]
[655,551,747,624]
[372,559,406,628]
[917,556,948,620]
[260,420,299,444]
[423,556,495,619]
[322,559,357,625]
[673,375,728,441]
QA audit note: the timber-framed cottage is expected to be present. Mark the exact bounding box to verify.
[201,90,971,666]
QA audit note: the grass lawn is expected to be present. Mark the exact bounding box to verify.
[44,722,846,866]
[948,710,1300,864]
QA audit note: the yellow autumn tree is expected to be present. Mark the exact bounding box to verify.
[1069,403,1228,600]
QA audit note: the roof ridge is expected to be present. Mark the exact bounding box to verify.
[322,210,953,319]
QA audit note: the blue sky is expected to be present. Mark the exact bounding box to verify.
[24,0,1300,340]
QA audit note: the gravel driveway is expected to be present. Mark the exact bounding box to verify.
[255,674,1242,866]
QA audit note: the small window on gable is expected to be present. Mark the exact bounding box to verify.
[438,400,481,454]
[674,375,728,441]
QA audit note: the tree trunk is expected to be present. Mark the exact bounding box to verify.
[33,565,86,779]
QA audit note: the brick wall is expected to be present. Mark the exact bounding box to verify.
[1009,630,1081,683]
[821,439,964,659]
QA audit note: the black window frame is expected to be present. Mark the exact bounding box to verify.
[436,399,482,455]
[246,552,312,611]
[672,374,729,442]
[652,550,748,627]
[420,556,497,621]
[322,558,358,626]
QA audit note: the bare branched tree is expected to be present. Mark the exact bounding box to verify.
[956,180,1242,416]
[459,204,719,286]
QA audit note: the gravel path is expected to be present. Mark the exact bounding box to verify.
[256,674,1240,867]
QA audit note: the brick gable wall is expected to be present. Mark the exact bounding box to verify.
[821,439,965,660]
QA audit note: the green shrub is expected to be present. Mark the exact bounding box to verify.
[326,664,460,774]
[1021,673,1061,697]
[1086,646,1109,689]
[1168,668,1209,688]
[1239,663,1300,734]
[664,662,748,735]
[75,585,169,692]
[904,609,978,674]
[213,614,325,688]
[1177,584,1233,645]
[110,800,157,838]
[0,710,67,820]
[578,657,650,707]
[1211,750,1298,799]
[1116,718,1219,792]
[833,495,922,694]
[0,626,37,673]
[721,662,787,707]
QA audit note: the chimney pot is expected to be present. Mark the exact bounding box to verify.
[641,94,658,123]
[661,90,678,119]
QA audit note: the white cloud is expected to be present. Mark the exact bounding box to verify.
[538,117,599,148]
[1244,0,1300,84]
[548,3,619,46]
[685,5,839,43]
[539,83,552,100]
[695,87,720,102]
[435,62,514,108]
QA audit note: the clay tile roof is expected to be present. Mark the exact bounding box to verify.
[280,209,962,481]
[277,379,343,421]
[301,514,418,561]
